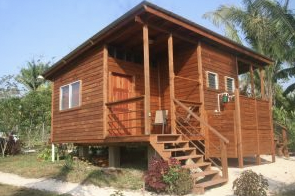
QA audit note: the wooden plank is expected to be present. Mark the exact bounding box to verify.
[250,65,255,96]
[103,45,108,138]
[143,24,151,134]
[254,99,261,165]
[235,90,243,168]
[260,68,265,99]
[106,95,144,107]
[168,34,176,134]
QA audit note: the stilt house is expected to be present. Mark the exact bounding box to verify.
[43,1,275,193]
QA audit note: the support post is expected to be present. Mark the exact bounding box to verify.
[254,99,261,165]
[220,140,228,179]
[103,45,109,138]
[51,143,55,162]
[235,89,243,168]
[260,68,265,99]
[197,41,205,135]
[250,65,255,97]
[269,97,276,162]
[109,146,120,167]
[168,34,176,134]
[143,24,151,135]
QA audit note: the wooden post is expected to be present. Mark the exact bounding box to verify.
[103,45,109,138]
[220,140,228,179]
[168,34,176,134]
[250,65,255,97]
[235,89,243,168]
[269,97,276,162]
[143,24,151,135]
[51,143,55,162]
[109,146,120,167]
[197,41,205,135]
[260,68,265,99]
[254,99,261,165]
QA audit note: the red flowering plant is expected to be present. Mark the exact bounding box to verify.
[144,156,169,192]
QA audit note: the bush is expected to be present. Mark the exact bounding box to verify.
[37,147,51,161]
[233,170,268,196]
[145,157,193,195]
[163,158,192,195]
[144,156,169,192]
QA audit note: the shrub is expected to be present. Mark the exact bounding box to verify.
[37,147,51,161]
[145,157,193,195]
[144,156,169,192]
[233,170,268,196]
[163,158,193,195]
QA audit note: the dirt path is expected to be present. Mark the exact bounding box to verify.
[0,156,294,196]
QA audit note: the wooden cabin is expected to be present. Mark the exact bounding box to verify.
[43,1,275,193]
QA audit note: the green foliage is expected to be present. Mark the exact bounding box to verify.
[233,170,269,196]
[17,59,50,92]
[110,190,125,196]
[38,147,52,161]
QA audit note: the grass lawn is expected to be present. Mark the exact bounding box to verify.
[0,184,71,196]
[0,153,144,190]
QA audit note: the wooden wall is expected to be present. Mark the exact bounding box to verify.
[240,97,273,155]
[158,44,200,132]
[51,46,104,143]
[202,44,237,110]
[206,110,237,158]
[108,57,160,134]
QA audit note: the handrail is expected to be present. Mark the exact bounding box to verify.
[174,98,229,144]
[274,121,288,130]
[106,95,144,107]
[174,75,200,83]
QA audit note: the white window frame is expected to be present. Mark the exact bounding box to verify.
[59,80,81,110]
[206,71,219,90]
[225,76,235,93]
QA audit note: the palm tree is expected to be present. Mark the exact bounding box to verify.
[17,59,51,92]
[203,0,295,98]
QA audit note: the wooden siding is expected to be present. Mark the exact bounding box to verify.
[107,57,159,134]
[239,96,273,156]
[202,44,237,110]
[159,44,200,131]
[52,46,104,143]
[206,110,237,158]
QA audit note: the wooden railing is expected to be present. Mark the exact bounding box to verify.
[106,95,145,136]
[174,98,229,179]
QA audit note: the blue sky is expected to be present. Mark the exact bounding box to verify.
[0,0,294,77]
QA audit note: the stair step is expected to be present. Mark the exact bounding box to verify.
[191,170,219,178]
[157,141,188,144]
[163,147,195,152]
[173,155,203,160]
[156,134,181,136]
[195,178,227,188]
[182,162,211,169]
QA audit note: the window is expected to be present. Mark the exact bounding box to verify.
[60,81,81,110]
[207,71,218,90]
[225,76,235,93]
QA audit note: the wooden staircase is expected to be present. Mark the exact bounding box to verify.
[149,99,229,194]
[150,134,227,194]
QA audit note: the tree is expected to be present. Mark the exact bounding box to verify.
[203,0,295,99]
[17,59,50,92]
[0,75,22,157]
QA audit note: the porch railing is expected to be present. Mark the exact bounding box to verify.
[106,95,145,137]
[174,98,229,179]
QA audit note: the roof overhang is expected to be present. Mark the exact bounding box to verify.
[43,1,273,80]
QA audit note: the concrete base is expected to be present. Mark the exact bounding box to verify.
[109,146,120,167]
[78,146,89,159]
[147,145,160,165]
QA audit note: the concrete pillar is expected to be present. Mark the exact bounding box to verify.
[147,145,160,165]
[109,146,120,167]
[51,143,55,162]
[78,146,89,159]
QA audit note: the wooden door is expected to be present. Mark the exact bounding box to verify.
[109,73,135,135]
